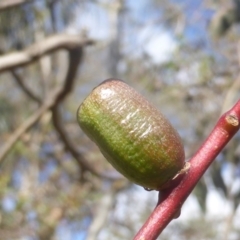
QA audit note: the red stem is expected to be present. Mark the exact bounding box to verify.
[134,100,240,240]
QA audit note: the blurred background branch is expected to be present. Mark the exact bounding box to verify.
[0,33,93,73]
[0,0,32,11]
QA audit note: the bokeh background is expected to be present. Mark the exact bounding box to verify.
[0,0,240,239]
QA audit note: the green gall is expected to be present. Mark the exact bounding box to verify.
[77,79,185,190]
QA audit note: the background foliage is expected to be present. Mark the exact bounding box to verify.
[0,0,240,239]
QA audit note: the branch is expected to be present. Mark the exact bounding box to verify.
[0,38,117,180]
[0,32,118,181]
[0,0,32,11]
[0,48,42,103]
[0,87,62,163]
[11,70,42,103]
[0,35,93,164]
[51,48,120,180]
[0,33,94,73]
[52,106,119,180]
[53,47,83,103]
[134,100,240,240]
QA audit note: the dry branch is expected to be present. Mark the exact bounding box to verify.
[51,48,120,180]
[0,35,93,164]
[0,86,62,163]
[0,34,94,73]
[0,0,32,11]
[0,28,119,182]
[11,70,42,103]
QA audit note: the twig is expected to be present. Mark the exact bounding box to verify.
[11,70,42,104]
[134,100,240,240]
[0,33,94,73]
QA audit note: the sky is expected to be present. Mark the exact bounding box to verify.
[67,0,180,64]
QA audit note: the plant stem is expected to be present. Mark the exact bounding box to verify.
[134,100,240,240]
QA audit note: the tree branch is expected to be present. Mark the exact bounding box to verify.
[53,47,83,103]
[0,34,94,73]
[52,106,118,180]
[134,100,240,240]
[0,86,62,163]
[0,37,93,165]
[51,48,120,180]
[11,70,42,103]
[0,0,32,11]
[0,31,118,181]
